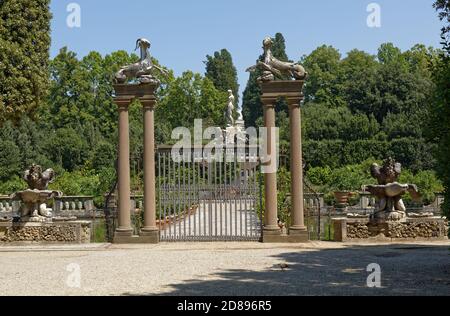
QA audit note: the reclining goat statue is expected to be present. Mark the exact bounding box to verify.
[246,37,308,82]
[115,38,168,84]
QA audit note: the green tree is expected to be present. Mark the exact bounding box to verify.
[205,49,239,105]
[47,127,89,172]
[0,0,51,124]
[158,71,228,131]
[302,45,344,107]
[428,0,450,216]
[0,140,21,181]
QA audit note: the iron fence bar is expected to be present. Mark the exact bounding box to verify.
[239,160,243,237]
[158,151,161,232]
[233,150,238,236]
[214,156,218,238]
[219,157,223,237]
[167,151,172,239]
[188,152,191,238]
[224,158,228,237]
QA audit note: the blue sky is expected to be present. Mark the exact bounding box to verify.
[50,0,443,105]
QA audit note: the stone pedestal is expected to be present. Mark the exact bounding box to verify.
[260,81,308,243]
[0,221,91,244]
[113,83,160,244]
[333,217,449,242]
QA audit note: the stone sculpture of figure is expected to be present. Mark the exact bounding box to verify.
[246,37,308,82]
[10,164,62,222]
[365,158,421,221]
[23,164,55,190]
[226,90,235,127]
[115,38,168,84]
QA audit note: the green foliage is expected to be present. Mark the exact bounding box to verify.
[302,138,436,172]
[399,169,443,205]
[47,127,89,172]
[0,140,21,181]
[302,45,345,107]
[305,160,443,207]
[91,141,116,172]
[303,104,380,141]
[205,49,239,105]
[306,166,333,187]
[428,0,450,216]
[277,167,291,225]
[49,170,100,197]
[159,71,228,130]
[0,176,26,195]
[0,0,51,124]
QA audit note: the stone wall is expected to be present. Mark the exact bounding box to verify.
[333,217,449,242]
[0,221,91,244]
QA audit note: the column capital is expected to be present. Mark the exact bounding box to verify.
[114,97,132,110]
[286,96,304,109]
[261,96,278,108]
[140,97,157,110]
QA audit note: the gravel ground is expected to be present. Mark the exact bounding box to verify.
[0,241,448,296]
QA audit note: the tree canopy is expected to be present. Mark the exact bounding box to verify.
[0,0,52,124]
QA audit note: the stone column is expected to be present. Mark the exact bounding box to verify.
[114,99,133,238]
[288,98,307,237]
[140,97,159,243]
[261,97,280,240]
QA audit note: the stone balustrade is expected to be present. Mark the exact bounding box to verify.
[53,196,96,218]
[0,195,20,217]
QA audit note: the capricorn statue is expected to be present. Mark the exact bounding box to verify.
[115,38,168,84]
[246,37,308,83]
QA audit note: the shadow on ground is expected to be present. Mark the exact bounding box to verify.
[130,244,450,296]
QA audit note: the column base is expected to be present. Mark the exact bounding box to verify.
[262,227,282,243]
[262,227,309,243]
[140,228,160,244]
[288,227,309,243]
[113,228,133,244]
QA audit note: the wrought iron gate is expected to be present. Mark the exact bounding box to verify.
[157,146,262,241]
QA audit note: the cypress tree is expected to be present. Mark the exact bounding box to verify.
[204,49,239,105]
[0,0,52,125]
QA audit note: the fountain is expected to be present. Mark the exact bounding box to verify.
[333,158,448,241]
[0,165,91,244]
[11,164,61,222]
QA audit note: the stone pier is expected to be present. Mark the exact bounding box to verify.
[260,81,308,243]
[113,83,160,244]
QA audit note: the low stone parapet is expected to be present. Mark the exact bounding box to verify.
[333,217,449,242]
[0,221,91,244]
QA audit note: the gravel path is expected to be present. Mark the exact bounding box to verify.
[0,241,448,296]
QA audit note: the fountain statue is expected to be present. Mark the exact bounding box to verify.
[333,157,448,242]
[225,90,235,127]
[365,158,421,222]
[0,164,91,244]
[115,38,168,84]
[246,37,308,82]
[10,164,62,222]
